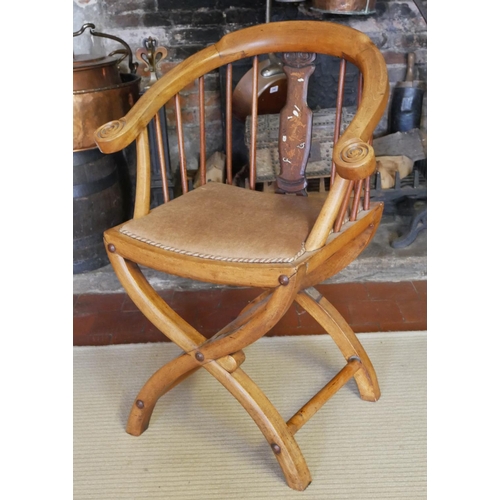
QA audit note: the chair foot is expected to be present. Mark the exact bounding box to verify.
[126,353,200,436]
[295,288,381,402]
[205,362,313,491]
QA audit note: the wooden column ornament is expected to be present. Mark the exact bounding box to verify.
[276,52,316,196]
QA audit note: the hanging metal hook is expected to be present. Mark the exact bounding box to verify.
[73,23,137,74]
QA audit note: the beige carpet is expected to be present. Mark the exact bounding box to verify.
[74,332,426,499]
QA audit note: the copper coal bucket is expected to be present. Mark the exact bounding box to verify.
[73,24,141,273]
[73,23,141,151]
[311,0,377,15]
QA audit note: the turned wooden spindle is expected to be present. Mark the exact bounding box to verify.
[225,63,233,185]
[153,112,170,202]
[331,58,347,186]
[199,76,206,186]
[174,93,189,194]
[249,56,259,190]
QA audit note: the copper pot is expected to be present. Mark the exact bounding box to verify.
[311,0,377,15]
[73,73,141,151]
[73,24,140,151]
[73,54,124,91]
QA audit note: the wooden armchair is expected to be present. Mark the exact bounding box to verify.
[94,21,388,491]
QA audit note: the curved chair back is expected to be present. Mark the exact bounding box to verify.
[95,21,389,251]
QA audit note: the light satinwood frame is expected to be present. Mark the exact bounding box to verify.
[94,21,389,491]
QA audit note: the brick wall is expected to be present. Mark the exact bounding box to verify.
[73,1,427,81]
[74,0,427,188]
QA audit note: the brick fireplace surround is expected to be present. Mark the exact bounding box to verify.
[73,1,427,346]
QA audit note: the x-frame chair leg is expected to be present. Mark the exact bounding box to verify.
[126,353,201,435]
[204,362,313,491]
[295,287,381,402]
[105,250,380,490]
[106,251,313,490]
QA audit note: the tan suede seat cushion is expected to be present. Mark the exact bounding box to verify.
[119,182,326,263]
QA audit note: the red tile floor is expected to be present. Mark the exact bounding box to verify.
[74,280,426,346]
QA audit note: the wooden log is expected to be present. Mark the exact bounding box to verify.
[372,128,426,161]
[194,151,226,188]
[376,155,414,189]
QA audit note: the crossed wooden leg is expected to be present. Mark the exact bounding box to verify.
[105,250,379,491]
[106,252,313,490]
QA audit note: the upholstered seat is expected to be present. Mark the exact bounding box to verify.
[119,182,326,263]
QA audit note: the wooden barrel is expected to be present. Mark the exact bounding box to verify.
[73,148,126,274]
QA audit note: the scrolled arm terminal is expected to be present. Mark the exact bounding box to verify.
[333,137,375,181]
[95,119,128,154]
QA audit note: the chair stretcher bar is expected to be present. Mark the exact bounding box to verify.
[286,357,362,435]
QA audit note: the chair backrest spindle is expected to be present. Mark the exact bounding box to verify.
[198,76,207,186]
[350,180,363,221]
[134,128,152,218]
[363,176,371,211]
[249,55,259,190]
[363,137,373,211]
[153,112,170,203]
[331,58,347,186]
[174,93,189,194]
[225,63,233,185]
[347,73,366,220]
[333,179,353,232]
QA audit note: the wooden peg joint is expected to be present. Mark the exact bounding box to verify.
[279,275,290,286]
[271,443,282,454]
[217,350,246,372]
[189,348,246,373]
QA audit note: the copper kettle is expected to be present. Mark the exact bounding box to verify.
[73,24,141,151]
